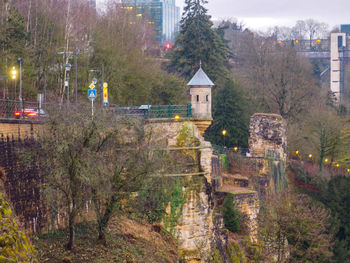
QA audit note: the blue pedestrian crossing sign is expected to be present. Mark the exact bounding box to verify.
[88,89,97,100]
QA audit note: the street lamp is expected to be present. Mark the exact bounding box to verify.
[11,67,17,100]
[222,129,227,148]
[17,58,23,112]
[65,63,72,105]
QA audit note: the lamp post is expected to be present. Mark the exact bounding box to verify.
[11,67,17,101]
[65,63,72,106]
[17,58,23,111]
[222,129,227,149]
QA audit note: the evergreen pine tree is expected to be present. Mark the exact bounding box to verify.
[168,0,229,82]
[204,78,249,148]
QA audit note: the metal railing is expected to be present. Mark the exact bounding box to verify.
[0,99,40,119]
[212,144,282,161]
[147,104,192,118]
[115,104,192,119]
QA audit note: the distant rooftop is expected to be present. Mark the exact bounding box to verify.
[187,67,214,86]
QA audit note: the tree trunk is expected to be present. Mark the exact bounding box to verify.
[97,195,117,245]
[66,212,75,250]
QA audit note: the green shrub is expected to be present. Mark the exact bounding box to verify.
[222,194,240,233]
[0,193,37,262]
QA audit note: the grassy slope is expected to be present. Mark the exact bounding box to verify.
[34,217,178,263]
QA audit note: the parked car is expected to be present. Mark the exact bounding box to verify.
[14,108,47,119]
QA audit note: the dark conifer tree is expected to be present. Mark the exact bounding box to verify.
[204,78,249,148]
[168,0,229,82]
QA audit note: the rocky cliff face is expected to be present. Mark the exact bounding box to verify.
[149,120,216,262]
[176,177,214,262]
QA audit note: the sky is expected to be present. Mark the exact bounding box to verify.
[97,0,350,31]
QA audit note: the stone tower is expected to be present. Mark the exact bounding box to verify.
[187,66,214,120]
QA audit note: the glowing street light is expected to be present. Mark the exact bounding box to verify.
[174,115,180,120]
[234,147,238,152]
[11,67,17,100]
[308,154,313,159]
[324,158,329,163]
[296,150,299,155]
[336,163,340,168]
[11,67,17,80]
[222,129,227,148]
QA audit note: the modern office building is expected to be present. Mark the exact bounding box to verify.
[121,0,180,45]
[341,24,350,35]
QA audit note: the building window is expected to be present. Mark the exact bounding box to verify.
[196,95,199,102]
[206,95,209,102]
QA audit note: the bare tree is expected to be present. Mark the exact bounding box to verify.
[291,20,306,40]
[259,191,333,262]
[88,117,166,243]
[304,19,329,46]
[234,34,319,121]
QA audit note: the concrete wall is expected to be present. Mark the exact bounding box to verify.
[330,33,347,102]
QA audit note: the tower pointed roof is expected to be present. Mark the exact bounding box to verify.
[187,66,214,86]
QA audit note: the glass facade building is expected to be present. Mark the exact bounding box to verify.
[341,25,350,35]
[122,0,180,44]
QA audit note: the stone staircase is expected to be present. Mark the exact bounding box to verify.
[217,172,256,195]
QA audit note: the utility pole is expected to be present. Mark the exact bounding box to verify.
[74,46,79,104]
[101,64,104,105]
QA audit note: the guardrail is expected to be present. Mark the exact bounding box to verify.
[0,99,40,119]
[115,104,192,119]
[148,104,192,118]
[212,145,282,161]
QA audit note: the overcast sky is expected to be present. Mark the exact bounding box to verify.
[97,0,349,31]
[176,0,349,30]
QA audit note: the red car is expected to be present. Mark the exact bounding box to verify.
[14,108,46,119]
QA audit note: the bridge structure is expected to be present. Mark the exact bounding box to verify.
[285,33,350,102]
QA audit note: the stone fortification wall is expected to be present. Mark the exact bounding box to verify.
[249,113,287,161]
[0,119,39,140]
[0,119,216,261]
[0,121,44,235]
